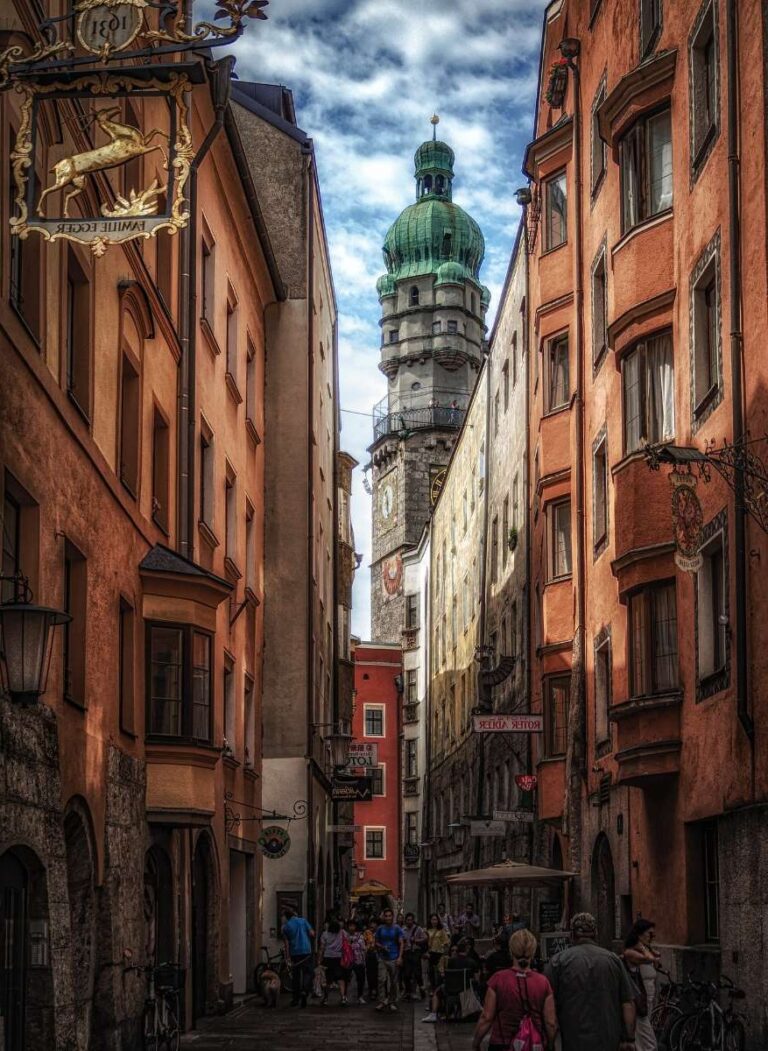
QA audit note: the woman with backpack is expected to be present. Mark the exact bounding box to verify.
[318,918,350,1005]
[471,929,558,1051]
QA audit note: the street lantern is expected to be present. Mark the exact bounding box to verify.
[328,720,353,769]
[0,577,70,706]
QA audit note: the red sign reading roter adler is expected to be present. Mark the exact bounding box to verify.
[472,713,544,733]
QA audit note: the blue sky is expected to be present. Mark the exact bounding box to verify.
[231,0,548,637]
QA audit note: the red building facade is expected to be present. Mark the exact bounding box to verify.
[352,642,403,903]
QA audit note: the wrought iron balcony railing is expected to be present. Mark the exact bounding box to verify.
[372,388,469,443]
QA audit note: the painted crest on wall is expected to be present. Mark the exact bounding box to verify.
[381,554,403,596]
[670,469,704,573]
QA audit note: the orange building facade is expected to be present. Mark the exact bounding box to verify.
[525,0,768,1038]
[0,6,306,1045]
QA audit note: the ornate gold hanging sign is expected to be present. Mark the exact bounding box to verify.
[670,468,704,573]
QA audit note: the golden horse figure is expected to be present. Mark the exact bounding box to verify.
[37,106,169,218]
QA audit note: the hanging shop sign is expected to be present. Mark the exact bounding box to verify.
[331,776,373,802]
[328,825,361,833]
[473,713,543,734]
[515,775,538,792]
[403,843,421,864]
[347,743,379,768]
[258,825,291,860]
[493,810,535,824]
[470,819,506,837]
[670,469,704,573]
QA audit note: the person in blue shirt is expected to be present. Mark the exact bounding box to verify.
[281,907,315,1007]
[374,908,405,1011]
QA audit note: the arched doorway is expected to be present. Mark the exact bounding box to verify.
[0,847,54,1051]
[144,847,174,966]
[591,834,616,949]
[191,835,216,1024]
[64,803,96,1050]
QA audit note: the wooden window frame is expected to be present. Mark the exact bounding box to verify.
[145,621,213,744]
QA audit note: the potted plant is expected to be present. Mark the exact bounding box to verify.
[508,526,519,552]
[545,58,569,108]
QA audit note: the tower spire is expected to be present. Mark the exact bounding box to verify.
[430,113,439,141]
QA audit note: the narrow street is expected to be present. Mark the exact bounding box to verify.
[180,997,476,1051]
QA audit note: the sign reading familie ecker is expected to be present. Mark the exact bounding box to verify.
[347,743,379,768]
[472,713,544,734]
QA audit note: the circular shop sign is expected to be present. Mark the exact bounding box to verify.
[259,825,291,860]
[403,843,420,864]
[76,2,145,56]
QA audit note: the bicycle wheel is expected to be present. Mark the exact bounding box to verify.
[654,1005,684,1049]
[163,992,180,1051]
[142,1002,159,1051]
[724,1018,746,1051]
[669,1012,700,1051]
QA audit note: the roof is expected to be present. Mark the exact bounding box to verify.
[230,80,310,148]
[139,544,232,591]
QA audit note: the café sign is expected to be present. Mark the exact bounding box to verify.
[473,714,544,733]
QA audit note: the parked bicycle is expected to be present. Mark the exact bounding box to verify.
[652,968,684,1048]
[255,945,293,993]
[125,961,181,1051]
[668,973,746,1051]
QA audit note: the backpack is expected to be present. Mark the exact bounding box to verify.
[340,932,354,969]
[508,973,544,1051]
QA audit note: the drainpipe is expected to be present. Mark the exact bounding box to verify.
[561,38,587,881]
[177,57,234,558]
[423,541,434,918]
[305,155,317,926]
[725,0,753,744]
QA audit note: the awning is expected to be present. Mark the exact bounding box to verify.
[352,880,393,896]
[445,860,576,888]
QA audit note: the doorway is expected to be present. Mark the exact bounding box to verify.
[192,835,215,1023]
[591,834,616,948]
[0,852,27,1051]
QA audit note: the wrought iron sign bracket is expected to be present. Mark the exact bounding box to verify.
[224,791,309,836]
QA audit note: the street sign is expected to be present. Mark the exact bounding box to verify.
[331,776,373,802]
[348,742,378,767]
[473,714,544,733]
[328,825,362,833]
[470,819,506,837]
[515,775,538,792]
[493,810,535,823]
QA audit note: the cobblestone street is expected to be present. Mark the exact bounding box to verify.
[179,996,476,1051]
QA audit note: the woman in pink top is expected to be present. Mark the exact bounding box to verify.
[472,929,558,1051]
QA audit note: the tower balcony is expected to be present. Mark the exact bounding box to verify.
[372,388,469,442]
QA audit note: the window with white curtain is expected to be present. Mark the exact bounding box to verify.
[547,334,570,411]
[620,107,672,232]
[622,331,675,452]
[629,581,678,696]
[548,500,572,580]
[545,170,567,250]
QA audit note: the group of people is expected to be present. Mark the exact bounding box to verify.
[281,902,663,1051]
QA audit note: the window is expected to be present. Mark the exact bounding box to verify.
[512,474,519,529]
[245,500,257,593]
[512,332,518,387]
[1,491,20,603]
[462,491,469,533]
[365,828,385,859]
[451,596,457,647]
[702,822,719,942]
[9,141,41,340]
[388,329,398,343]
[65,249,91,417]
[405,738,417,778]
[410,286,419,306]
[246,337,259,434]
[544,676,569,757]
[547,334,569,410]
[641,0,662,57]
[152,407,169,533]
[622,331,675,452]
[690,1,718,170]
[119,354,140,495]
[201,232,215,324]
[503,359,510,411]
[594,629,612,744]
[244,675,255,766]
[692,244,720,416]
[63,540,87,707]
[371,765,385,796]
[593,433,608,550]
[364,705,384,737]
[225,466,237,564]
[548,500,572,580]
[226,292,239,390]
[629,581,678,696]
[118,598,135,735]
[502,496,510,567]
[697,531,726,682]
[494,390,500,435]
[592,246,607,366]
[147,624,212,741]
[2,475,38,603]
[432,321,441,335]
[199,422,214,530]
[405,812,418,846]
[490,516,499,584]
[591,79,607,194]
[544,171,567,250]
[447,320,458,335]
[406,668,418,704]
[224,659,235,751]
[510,601,518,660]
[462,574,470,630]
[620,108,672,232]
[405,593,419,629]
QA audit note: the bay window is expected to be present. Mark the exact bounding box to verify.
[622,331,675,452]
[620,108,672,232]
[628,581,678,696]
[548,499,572,580]
[545,171,567,250]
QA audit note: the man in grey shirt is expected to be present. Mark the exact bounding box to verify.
[545,912,637,1051]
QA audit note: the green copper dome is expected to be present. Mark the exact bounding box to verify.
[378,132,485,290]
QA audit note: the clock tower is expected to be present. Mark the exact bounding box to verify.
[369,119,489,641]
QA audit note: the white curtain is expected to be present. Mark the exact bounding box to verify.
[623,349,642,451]
[647,334,675,442]
[649,110,673,213]
[621,133,639,229]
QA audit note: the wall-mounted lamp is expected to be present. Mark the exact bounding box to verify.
[0,575,70,706]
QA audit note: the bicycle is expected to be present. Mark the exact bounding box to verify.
[132,962,181,1051]
[651,969,684,1048]
[255,945,293,994]
[668,974,746,1051]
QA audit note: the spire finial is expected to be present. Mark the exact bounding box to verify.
[430,113,440,141]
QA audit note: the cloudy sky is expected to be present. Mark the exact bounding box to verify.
[231,0,548,637]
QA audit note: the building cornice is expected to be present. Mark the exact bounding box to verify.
[597,49,678,148]
[523,116,573,178]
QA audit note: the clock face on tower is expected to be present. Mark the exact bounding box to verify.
[430,468,447,506]
[380,481,394,520]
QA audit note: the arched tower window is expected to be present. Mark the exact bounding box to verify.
[471,292,477,314]
[442,232,452,259]
[424,175,433,194]
[436,175,445,195]
[410,286,420,307]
